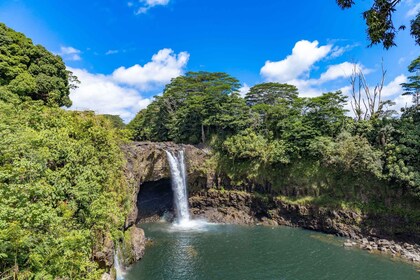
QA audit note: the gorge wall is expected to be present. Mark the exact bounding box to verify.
[122,141,213,226]
[120,141,420,266]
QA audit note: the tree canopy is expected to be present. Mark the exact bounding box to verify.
[0,23,77,107]
[245,83,299,106]
[336,0,420,49]
[0,24,129,279]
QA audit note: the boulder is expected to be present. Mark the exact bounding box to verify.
[122,225,146,267]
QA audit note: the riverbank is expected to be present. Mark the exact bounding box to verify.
[189,189,420,264]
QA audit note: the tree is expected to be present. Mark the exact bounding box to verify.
[245,83,298,106]
[349,62,396,121]
[336,0,419,49]
[0,23,78,107]
[401,55,420,106]
[128,71,251,144]
[304,91,349,137]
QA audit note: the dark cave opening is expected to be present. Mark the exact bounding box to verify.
[136,178,174,222]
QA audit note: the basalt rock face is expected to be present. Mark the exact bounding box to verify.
[190,190,420,263]
[190,190,419,244]
[122,141,213,226]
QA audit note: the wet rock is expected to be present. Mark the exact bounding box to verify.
[344,241,353,247]
[122,225,146,267]
[101,273,113,280]
[122,142,212,227]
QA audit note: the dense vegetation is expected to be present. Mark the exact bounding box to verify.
[0,16,418,278]
[129,68,420,204]
[0,24,129,279]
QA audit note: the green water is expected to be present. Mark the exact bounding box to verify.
[124,222,419,280]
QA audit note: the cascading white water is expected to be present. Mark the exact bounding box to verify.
[114,250,124,280]
[165,150,191,224]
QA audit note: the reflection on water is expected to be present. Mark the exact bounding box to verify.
[125,223,419,280]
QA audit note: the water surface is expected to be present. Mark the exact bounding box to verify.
[125,223,419,280]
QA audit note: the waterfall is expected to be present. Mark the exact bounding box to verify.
[114,250,124,280]
[165,150,191,224]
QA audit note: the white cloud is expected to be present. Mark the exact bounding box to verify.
[328,44,359,59]
[381,74,407,97]
[59,46,81,61]
[68,67,152,122]
[132,0,170,14]
[112,48,189,90]
[344,74,410,115]
[239,83,250,98]
[392,94,413,112]
[67,48,189,122]
[260,40,332,82]
[258,39,413,117]
[105,49,119,55]
[407,2,420,17]
[319,62,370,83]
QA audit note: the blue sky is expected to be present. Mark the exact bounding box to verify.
[1,0,419,121]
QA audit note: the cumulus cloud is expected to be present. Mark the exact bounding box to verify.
[112,48,189,90]
[258,39,410,114]
[68,67,152,121]
[68,48,189,122]
[131,0,170,14]
[59,46,82,61]
[260,40,332,82]
[318,62,370,83]
[239,83,250,98]
[381,74,407,97]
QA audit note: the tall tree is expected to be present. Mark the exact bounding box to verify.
[128,71,250,144]
[0,23,77,106]
[401,55,420,106]
[336,0,419,49]
[245,83,298,106]
[349,63,396,121]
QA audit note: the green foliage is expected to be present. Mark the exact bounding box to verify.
[401,55,420,105]
[310,133,383,177]
[222,129,289,165]
[245,83,298,106]
[336,0,419,49]
[99,114,126,130]
[128,71,252,144]
[0,100,129,279]
[383,106,420,196]
[0,23,76,107]
[411,11,420,45]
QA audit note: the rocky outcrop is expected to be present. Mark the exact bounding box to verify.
[343,237,420,263]
[121,225,146,267]
[122,142,212,227]
[121,141,420,265]
[190,190,362,237]
[92,231,115,269]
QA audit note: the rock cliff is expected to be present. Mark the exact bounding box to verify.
[122,141,212,225]
[121,141,420,265]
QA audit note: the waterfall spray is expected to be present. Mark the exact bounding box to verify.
[114,249,124,280]
[165,150,190,224]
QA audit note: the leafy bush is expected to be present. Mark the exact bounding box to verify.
[0,100,129,279]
